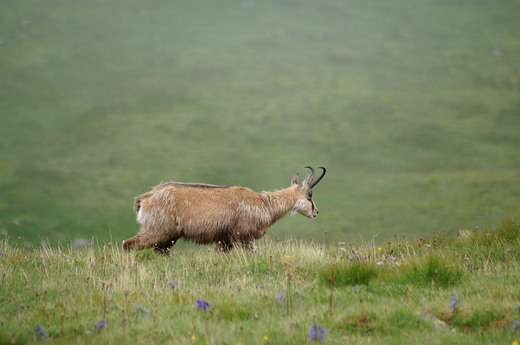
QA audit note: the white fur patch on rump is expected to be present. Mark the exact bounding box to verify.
[137,207,145,224]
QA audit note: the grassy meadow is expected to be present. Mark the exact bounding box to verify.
[1,219,520,344]
[1,1,520,342]
[0,0,519,246]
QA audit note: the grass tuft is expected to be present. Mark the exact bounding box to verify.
[319,261,379,287]
[400,253,461,288]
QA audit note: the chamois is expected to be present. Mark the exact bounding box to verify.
[122,166,326,252]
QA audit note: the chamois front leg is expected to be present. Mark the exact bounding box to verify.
[236,241,254,251]
[234,231,255,251]
[215,239,233,253]
[153,239,178,254]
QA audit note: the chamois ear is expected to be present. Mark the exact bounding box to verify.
[298,166,315,191]
[298,177,310,191]
[291,173,299,186]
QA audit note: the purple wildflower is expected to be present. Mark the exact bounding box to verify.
[319,326,326,340]
[35,324,46,340]
[167,281,178,289]
[450,296,457,313]
[196,299,210,310]
[94,319,107,329]
[136,305,149,316]
[275,288,286,304]
[310,323,326,341]
[310,323,317,341]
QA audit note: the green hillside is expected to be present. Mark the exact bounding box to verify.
[1,0,519,246]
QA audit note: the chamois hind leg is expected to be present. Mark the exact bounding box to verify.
[122,235,140,251]
[124,225,176,251]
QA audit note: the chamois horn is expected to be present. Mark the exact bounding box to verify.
[303,166,315,185]
[307,166,326,189]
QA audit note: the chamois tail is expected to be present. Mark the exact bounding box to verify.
[134,191,154,213]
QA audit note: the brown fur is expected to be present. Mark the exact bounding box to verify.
[122,167,325,252]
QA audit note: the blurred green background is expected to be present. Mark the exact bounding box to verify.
[1,0,519,246]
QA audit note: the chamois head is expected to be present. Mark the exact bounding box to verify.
[290,166,326,219]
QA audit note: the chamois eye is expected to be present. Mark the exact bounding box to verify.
[308,191,313,199]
